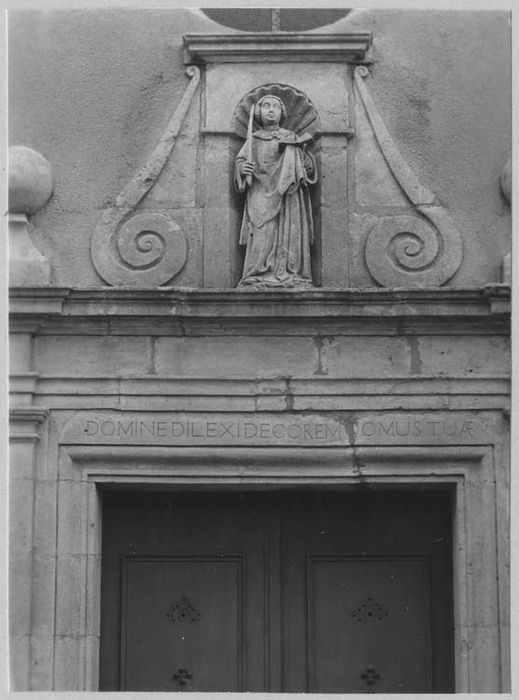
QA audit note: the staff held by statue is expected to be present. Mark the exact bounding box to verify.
[246,101,255,187]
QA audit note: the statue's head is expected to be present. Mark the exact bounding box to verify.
[254,94,287,127]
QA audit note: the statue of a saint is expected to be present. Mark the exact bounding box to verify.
[235,94,317,288]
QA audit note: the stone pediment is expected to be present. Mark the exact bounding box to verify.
[81,31,489,291]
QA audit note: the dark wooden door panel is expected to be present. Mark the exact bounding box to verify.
[100,492,267,691]
[121,556,244,691]
[307,555,432,693]
[100,490,454,693]
[280,491,453,692]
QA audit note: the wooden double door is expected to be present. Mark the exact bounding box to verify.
[100,490,454,692]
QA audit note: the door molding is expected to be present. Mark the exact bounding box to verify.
[51,442,500,693]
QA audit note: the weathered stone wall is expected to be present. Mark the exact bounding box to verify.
[8,8,511,692]
[9,9,510,287]
[9,287,511,691]
[32,327,509,378]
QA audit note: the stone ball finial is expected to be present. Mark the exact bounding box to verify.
[500,155,511,205]
[9,145,54,215]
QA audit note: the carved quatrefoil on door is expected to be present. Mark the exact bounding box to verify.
[351,596,389,624]
[172,667,193,689]
[361,665,381,690]
[166,595,201,623]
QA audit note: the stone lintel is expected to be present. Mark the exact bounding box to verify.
[8,286,511,325]
[61,410,495,448]
[33,376,511,414]
[183,32,372,64]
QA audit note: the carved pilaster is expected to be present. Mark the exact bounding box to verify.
[9,373,39,409]
[9,406,49,690]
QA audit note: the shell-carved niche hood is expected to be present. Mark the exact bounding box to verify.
[233,83,320,137]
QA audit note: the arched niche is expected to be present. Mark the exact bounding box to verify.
[232,83,321,138]
[198,42,355,288]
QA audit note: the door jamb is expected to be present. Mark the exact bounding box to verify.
[55,444,498,693]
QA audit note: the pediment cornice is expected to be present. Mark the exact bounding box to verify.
[183,32,372,65]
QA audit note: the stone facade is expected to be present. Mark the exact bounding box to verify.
[8,8,510,693]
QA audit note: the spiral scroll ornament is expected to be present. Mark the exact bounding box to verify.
[366,215,445,288]
[92,210,187,286]
[91,66,199,287]
[365,210,463,288]
[355,65,463,288]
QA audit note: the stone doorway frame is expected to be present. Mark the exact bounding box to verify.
[50,442,504,693]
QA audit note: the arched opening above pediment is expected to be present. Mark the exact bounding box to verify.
[201,9,351,33]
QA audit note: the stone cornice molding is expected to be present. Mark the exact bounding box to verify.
[8,285,511,338]
[9,288,71,332]
[9,285,511,325]
[9,407,49,442]
[183,32,372,64]
[26,376,510,413]
[9,407,49,423]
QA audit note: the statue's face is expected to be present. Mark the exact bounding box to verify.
[259,97,282,126]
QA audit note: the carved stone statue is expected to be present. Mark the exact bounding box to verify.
[235,94,317,288]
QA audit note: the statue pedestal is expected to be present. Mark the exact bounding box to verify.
[9,213,50,286]
[9,145,53,286]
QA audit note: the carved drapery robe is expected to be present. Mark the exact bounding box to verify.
[235,128,317,288]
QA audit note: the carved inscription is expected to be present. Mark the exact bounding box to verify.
[61,412,486,446]
[83,416,477,441]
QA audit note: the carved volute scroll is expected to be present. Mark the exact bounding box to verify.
[90,66,200,287]
[354,66,463,288]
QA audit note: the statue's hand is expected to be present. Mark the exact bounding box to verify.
[240,161,255,177]
[303,153,314,175]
